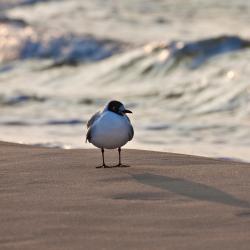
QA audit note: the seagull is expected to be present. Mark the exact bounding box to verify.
[86,100,134,168]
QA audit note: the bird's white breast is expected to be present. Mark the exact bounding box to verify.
[90,111,131,149]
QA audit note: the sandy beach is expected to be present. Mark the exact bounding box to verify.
[0,141,250,250]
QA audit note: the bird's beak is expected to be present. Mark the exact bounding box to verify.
[123,109,132,114]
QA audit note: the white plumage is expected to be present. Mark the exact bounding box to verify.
[90,110,132,149]
[86,100,134,168]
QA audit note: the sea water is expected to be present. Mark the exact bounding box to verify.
[0,0,250,161]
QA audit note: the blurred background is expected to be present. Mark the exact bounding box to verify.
[0,0,250,161]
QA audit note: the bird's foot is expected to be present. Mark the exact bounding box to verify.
[114,163,130,168]
[96,164,130,168]
[96,165,104,168]
[104,165,113,168]
[96,164,112,168]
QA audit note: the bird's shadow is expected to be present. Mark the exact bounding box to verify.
[132,173,250,208]
[109,172,250,209]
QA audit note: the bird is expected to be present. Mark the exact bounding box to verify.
[86,100,134,168]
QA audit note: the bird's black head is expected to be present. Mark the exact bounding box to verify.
[107,100,132,116]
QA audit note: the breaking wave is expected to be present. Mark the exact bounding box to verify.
[0,16,124,65]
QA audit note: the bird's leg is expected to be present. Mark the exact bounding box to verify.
[118,147,121,166]
[102,148,105,166]
[114,147,130,167]
[96,148,107,168]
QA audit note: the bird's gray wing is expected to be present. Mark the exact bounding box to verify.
[125,115,134,141]
[87,111,100,128]
[86,111,100,143]
[86,127,92,143]
[128,124,134,141]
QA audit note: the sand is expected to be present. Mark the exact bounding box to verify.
[0,141,250,250]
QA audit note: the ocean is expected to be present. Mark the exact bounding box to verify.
[0,0,250,161]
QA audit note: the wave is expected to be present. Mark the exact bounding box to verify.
[0,16,28,26]
[20,34,123,66]
[0,119,84,126]
[0,16,124,65]
[105,35,250,77]
[0,0,55,10]
[2,12,248,69]
[168,35,250,69]
[0,93,108,107]
[0,93,47,106]
[89,35,250,119]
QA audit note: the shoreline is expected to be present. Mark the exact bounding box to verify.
[0,141,250,249]
[2,138,250,163]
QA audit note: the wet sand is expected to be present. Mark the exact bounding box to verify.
[0,141,250,250]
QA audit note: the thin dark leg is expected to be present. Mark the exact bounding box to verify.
[118,147,121,166]
[102,148,105,166]
[115,147,130,167]
[96,148,106,168]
